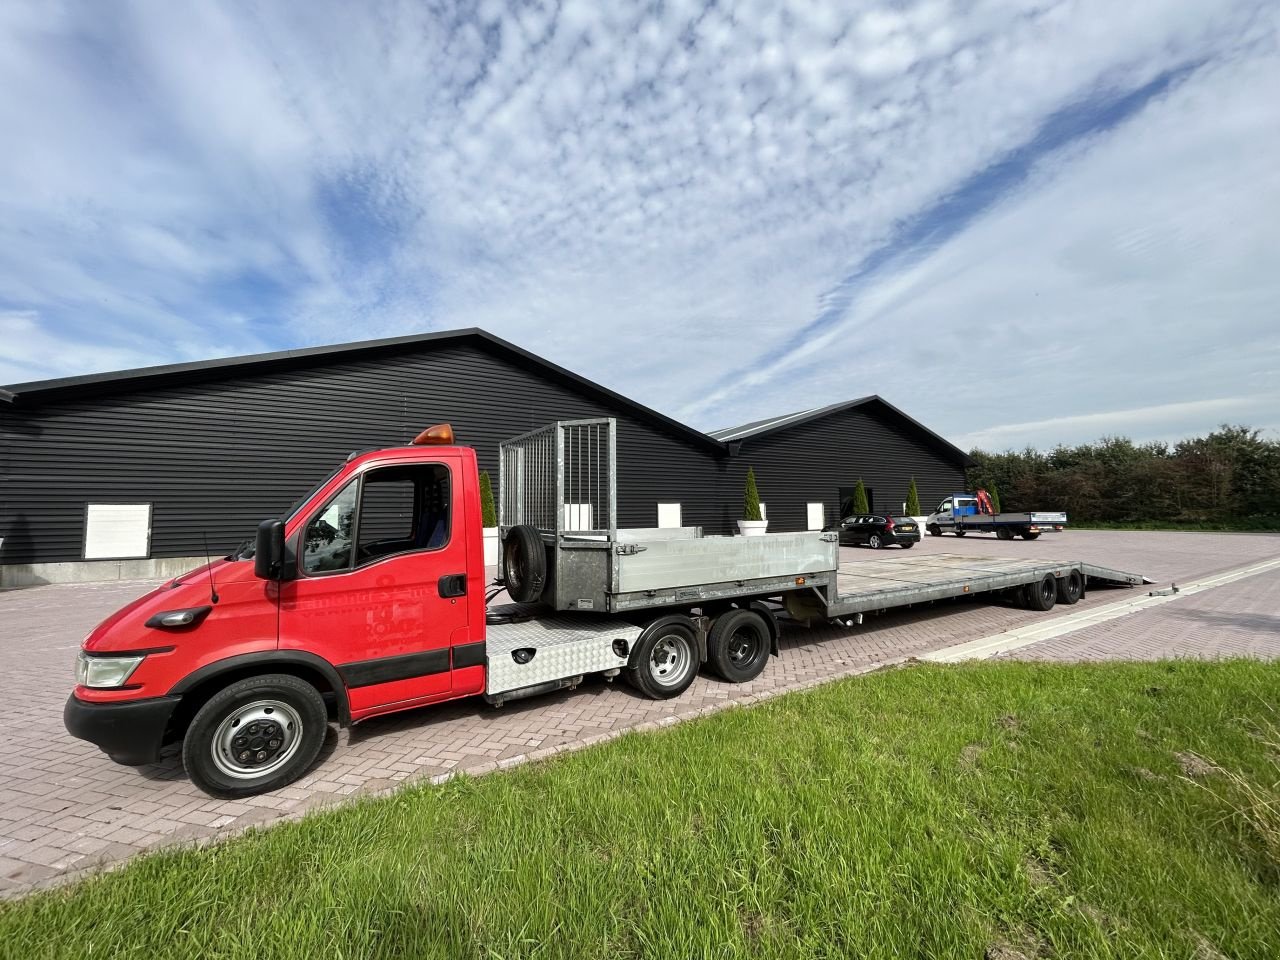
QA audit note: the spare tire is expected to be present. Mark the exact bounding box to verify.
[502,525,547,603]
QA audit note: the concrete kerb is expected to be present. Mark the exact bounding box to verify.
[10,649,920,901]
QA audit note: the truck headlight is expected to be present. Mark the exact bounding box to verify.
[76,652,146,689]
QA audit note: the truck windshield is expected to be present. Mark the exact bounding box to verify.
[230,463,346,561]
[283,465,345,523]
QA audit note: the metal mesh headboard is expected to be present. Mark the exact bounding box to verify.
[499,419,617,537]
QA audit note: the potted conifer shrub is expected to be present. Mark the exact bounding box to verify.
[479,470,500,565]
[852,478,870,515]
[905,476,925,526]
[737,467,768,536]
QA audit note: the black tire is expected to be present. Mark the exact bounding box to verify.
[927,525,941,537]
[183,674,328,798]
[867,533,883,549]
[899,541,914,549]
[502,524,546,603]
[626,616,699,699]
[707,609,771,683]
[1022,532,1041,541]
[996,527,1014,541]
[1022,574,1058,612]
[1056,570,1083,605]
[953,530,966,537]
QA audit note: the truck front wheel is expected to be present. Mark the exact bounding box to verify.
[183,674,328,798]
[627,616,699,699]
[707,609,771,683]
[927,525,941,537]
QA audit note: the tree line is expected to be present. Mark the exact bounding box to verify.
[965,424,1280,529]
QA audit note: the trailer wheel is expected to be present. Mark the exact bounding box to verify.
[1056,570,1083,605]
[627,616,699,699]
[502,524,547,603]
[1021,532,1041,541]
[996,527,1014,541]
[183,674,327,798]
[867,533,883,549]
[1023,574,1057,612]
[707,609,771,683]
[927,525,941,537]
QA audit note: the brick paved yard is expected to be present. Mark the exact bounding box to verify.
[1,529,1277,896]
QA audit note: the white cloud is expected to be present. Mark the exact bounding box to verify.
[0,0,1275,453]
[953,396,1279,450]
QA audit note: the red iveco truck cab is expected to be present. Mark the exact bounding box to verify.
[66,425,492,797]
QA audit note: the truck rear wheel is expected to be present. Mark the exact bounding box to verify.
[183,674,327,798]
[502,524,547,603]
[1022,574,1057,612]
[996,527,1014,541]
[1022,532,1041,541]
[627,616,699,699]
[953,530,966,537]
[707,609,770,683]
[1056,570,1083,605]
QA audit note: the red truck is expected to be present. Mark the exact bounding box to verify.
[66,418,1144,797]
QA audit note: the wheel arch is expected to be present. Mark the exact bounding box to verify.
[167,651,350,740]
[746,600,781,656]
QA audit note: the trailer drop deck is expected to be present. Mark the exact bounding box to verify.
[822,553,1148,617]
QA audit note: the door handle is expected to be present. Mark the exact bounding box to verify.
[438,574,467,598]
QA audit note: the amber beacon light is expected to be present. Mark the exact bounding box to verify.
[412,423,455,445]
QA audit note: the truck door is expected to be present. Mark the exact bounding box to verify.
[935,498,954,529]
[279,458,472,715]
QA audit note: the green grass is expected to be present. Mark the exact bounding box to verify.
[4,660,1279,959]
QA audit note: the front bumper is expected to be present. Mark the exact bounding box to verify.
[64,694,181,766]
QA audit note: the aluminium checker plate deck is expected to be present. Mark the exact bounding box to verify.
[484,603,641,695]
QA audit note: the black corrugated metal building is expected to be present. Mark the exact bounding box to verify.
[0,328,971,576]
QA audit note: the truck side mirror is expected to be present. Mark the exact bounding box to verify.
[254,519,286,580]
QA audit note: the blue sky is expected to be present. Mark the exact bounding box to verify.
[1,0,1277,450]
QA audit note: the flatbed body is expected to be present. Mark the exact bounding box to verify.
[485,549,1149,698]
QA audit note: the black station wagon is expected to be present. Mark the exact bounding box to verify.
[826,514,921,549]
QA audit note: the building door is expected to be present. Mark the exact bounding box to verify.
[838,486,875,518]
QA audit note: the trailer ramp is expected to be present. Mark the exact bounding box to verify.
[822,554,1147,618]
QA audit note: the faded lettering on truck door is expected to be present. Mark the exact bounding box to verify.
[280,459,469,715]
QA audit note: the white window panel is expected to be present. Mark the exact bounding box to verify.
[84,503,151,559]
[563,503,594,530]
[806,502,825,530]
[657,503,682,528]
